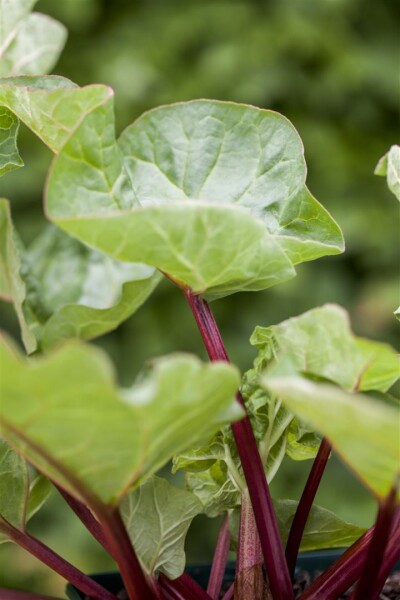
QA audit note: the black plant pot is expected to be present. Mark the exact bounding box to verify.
[65,549,345,599]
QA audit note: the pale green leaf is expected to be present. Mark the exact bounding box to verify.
[0,77,111,152]
[0,339,243,506]
[0,199,36,352]
[262,375,400,499]
[0,201,160,352]
[0,79,343,296]
[121,476,202,579]
[0,107,23,176]
[229,500,366,551]
[0,438,51,543]
[251,304,399,392]
[375,145,400,201]
[395,307,400,322]
[0,0,66,77]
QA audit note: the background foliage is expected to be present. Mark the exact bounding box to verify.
[0,0,398,593]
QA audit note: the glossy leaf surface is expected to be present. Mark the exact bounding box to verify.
[0,107,22,176]
[0,200,160,352]
[0,339,242,506]
[121,476,202,579]
[0,78,344,297]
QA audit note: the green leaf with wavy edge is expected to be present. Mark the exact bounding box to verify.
[0,107,23,176]
[0,438,51,543]
[250,303,399,392]
[0,199,160,352]
[0,1,67,77]
[0,77,344,297]
[0,338,243,507]
[262,375,400,499]
[229,500,366,552]
[375,145,400,201]
[121,476,202,579]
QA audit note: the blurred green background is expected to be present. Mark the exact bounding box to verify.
[0,0,398,594]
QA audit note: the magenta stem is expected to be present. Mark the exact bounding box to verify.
[221,583,234,600]
[207,515,231,599]
[184,291,294,600]
[55,485,115,558]
[285,438,331,576]
[95,506,159,600]
[159,573,212,600]
[374,514,400,596]
[0,519,117,600]
[350,488,398,600]
[301,507,400,600]
[0,591,62,600]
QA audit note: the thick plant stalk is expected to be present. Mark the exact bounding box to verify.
[207,514,231,599]
[184,290,294,600]
[235,489,268,600]
[159,572,213,600]
[301,508,400,600]
[374,515,400,597]
[0,591,62,600]
[55,485,115,558]
[95,506,160,600]
[285,438,331,576]
[0,519,117,600]
[350,487,398,600]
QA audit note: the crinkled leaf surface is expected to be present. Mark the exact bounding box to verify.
[263,376,400,499]
[229,500,365,552]
[0,438,51,543]
[0,339,243,506]
[0,1,67,77]
[375,145,400,201]
[0,78,343,297]
[0,199,160,352]
[121,476,202,579]
[251,304,399,392]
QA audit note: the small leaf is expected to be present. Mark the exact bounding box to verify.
[251,304,399,392]
[0,438,51,543]
[0,199,37,352]
[0,107,23,176]
[121,476,202,579]
[375,145,400,201]
[0,338,243,507]
[0,1,67,77]
[262,375,400,499]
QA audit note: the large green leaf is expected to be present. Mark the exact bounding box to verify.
[121,476,202,579]
[0,199,160,352]
[0,78,343,297]
[0,438,51,543]
[262,375,400,499]
[375,145,400,201]
[0,338,243,507]
[0,1,67,77]
[250,304,399,392]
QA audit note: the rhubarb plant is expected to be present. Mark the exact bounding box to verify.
[0,5,399,600]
